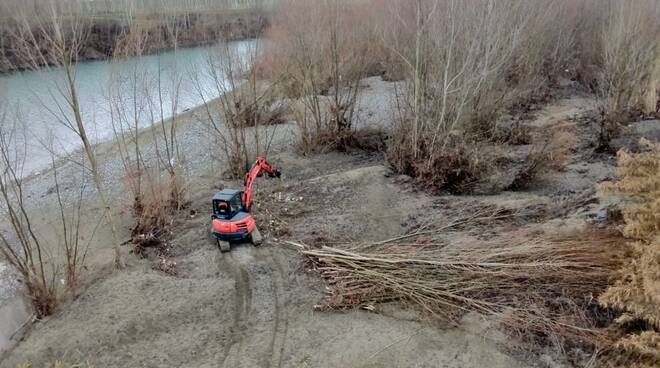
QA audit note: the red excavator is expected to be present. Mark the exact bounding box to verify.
[211,157,281,252]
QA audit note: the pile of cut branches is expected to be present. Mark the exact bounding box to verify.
[291,220,624,343]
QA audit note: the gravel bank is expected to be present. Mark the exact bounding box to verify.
[0,76,400,306]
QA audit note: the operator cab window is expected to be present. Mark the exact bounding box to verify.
[230,194,243,213]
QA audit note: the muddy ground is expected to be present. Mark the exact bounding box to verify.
[1,77,659,367]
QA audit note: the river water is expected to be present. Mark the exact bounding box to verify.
[0,39,256,176]
[0,39,256,352]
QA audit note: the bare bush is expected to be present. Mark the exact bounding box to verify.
[577,0,660,149]
[0,103,91,316]
[193,40,283,178]
[107,12,189,254]
[263,0,375,154]
[127,167,186,241]
[381,0,573,192]
[0,122,56,318]
[49,150,92,294]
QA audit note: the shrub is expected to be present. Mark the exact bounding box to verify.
[262,0,376,155]
[382,0,574,192]
[387,133,487,194]
[126,166,187,254]
[577,0,660,148]
[599,139,660,367]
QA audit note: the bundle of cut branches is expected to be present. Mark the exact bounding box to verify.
[290,228,624,341]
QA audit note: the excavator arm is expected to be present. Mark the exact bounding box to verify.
[242,156,280,212]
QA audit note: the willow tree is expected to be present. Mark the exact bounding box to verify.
[7,0,124,267]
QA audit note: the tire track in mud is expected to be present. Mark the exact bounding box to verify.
[217,247,288,368]
[219,251,252,368]
[217,246,290,368]
[266,248,289,368]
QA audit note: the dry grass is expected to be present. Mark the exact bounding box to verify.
[601,139,660,242]
[507,129,576,191]
[598,139,660,367]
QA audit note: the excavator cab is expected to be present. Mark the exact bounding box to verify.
[210,157,281,252]
[212,190,244,220]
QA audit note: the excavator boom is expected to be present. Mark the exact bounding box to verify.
[242,157,280,211]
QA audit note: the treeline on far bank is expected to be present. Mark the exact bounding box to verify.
[0,7,269,73]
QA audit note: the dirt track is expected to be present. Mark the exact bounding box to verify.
[217,246,289,368]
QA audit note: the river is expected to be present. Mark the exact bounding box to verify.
[0,39,256,176]
[0,39,257,353]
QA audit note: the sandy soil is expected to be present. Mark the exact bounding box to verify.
[2,76,660,367]
[0,155,528,368]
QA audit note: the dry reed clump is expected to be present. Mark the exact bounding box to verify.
[124,167,187,256]
[387,135,487,194]
[598,139,660,367]
[290,208,624,345]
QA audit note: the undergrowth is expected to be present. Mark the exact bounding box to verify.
[599,139,660,367]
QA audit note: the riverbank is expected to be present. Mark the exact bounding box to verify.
[0,8,269,74]
[0,38,257,177]
[0,76,392,360]
[1,72,659,366]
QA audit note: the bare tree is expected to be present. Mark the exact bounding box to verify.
[272,0,371,154]
[7,0,124,267]
[381,0,567,191]
[47,143,94,295]
[0,99,91,318]
[0,101,56,317]
[192,39,284,177]
[106,9,188,251]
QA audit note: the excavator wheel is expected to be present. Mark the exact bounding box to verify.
[217,239,231,252]
[250,227,263,246]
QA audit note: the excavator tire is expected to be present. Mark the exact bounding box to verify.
[251,227,263,246]
[217,239,231,252]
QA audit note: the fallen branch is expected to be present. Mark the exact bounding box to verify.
[292,228,625,345]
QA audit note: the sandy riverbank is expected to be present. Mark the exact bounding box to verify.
[1,73,658,367]
[0,76,394,348]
